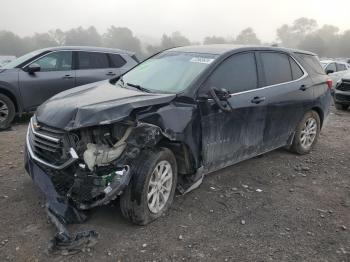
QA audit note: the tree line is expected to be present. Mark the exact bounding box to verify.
[0,17,349,59]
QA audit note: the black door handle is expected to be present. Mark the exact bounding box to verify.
[106,72,116,76]
[299,84,309,91]
[251,96,266,104]
[62,75,73,79]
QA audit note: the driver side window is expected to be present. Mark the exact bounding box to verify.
[33,51,73,72]
[203,52,258,94]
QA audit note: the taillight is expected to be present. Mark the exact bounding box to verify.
[327,79,333,89]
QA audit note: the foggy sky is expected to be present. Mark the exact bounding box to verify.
[2,0,350,43]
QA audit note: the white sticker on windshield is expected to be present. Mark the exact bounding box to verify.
[190,57,215,64]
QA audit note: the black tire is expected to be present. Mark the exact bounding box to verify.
[0,94,15,130]
[335,103,349,111]
[290,111,321,155]
[120,147,177,225]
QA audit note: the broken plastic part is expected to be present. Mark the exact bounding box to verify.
[46,204,98,255]
[77,165,131,210]
[83,126,133,171]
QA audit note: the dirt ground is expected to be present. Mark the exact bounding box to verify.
[0,106,349,262]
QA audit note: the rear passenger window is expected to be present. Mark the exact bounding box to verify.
[78,52,109,69]
[109,54,126,68]
[290,57,304,80]
[205,52,258,93]
[261,52,292,86]
[336,63,347,71]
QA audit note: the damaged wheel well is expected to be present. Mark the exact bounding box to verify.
[157,138,196,176]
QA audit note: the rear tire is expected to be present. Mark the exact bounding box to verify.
[120,148,177,225]
[0,94,15,130]
[290,111,320,155]
[335,103,349,111]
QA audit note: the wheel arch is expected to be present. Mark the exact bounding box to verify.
[157,138,197,176]
[311,106,324,128]
[0,87,19,113]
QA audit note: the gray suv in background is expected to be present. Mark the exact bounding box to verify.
[0,46,139,129]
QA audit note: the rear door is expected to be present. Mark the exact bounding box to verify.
[18,51,75,110]
[199,52,268,173]
[75,51,119,86]
[258,51,313,148]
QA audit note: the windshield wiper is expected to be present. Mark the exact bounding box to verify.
[126,82,151,93]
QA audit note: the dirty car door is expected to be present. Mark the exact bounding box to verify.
[198,52,268,173]
[258,51,313,149]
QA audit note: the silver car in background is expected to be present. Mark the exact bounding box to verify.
[0,46,139,129]
[0,55,16,67]
[321,60,350,88]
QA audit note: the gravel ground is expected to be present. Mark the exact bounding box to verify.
[0,106,349,262]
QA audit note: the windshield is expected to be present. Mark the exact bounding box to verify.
[320,62,328,68]
[121,52,218,93]
[2,50,43,69]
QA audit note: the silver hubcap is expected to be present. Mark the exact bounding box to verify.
[0,99,9,122]
[147,160,173,214]
[300,117,317,149]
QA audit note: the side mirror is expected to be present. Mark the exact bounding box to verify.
[326,69,334,75]
[27,63,41,74]
[208,87,232,112]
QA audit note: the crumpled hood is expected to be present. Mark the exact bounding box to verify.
[36,80,176,130]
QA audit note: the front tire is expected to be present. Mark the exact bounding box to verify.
[335,103,349,111]
[120,148,177,225]
[0,94,15,130]
[290,111,321,155]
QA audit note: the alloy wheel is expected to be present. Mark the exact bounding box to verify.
[0,99,9,123]
[147,160,173,214]
[300,117,317,149]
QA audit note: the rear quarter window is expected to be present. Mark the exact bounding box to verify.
[109,53,127,68]
[296,54,325,75]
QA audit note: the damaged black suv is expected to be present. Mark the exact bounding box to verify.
[25,45,331,229]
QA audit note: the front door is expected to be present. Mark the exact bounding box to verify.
[198,52,268,173]
[19,51,75,111]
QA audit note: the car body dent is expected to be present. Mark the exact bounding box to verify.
[35,80,176,130]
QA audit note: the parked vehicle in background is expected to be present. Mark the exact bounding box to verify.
[320,60,350,88]
[24,45,332,239]
[0,46,139,129]
[0,55,16,67]
[334,73,350,110]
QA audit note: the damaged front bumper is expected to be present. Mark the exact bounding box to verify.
[25,117,133,208]
[24,120,132,254]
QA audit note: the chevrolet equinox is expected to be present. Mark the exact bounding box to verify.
[25,45,332,242]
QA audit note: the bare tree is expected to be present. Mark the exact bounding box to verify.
[277,17,318,48]
[235,28,261,45]
[103,26,142,55]
[65,26,102,46]
[203,36,227,44]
